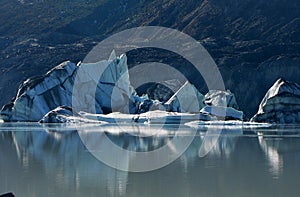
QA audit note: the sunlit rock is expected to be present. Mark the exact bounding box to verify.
[251,78,300,123]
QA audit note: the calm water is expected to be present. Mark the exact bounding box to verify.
[1,123,300,197]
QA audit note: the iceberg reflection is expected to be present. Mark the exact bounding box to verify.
[1,123,300,196]
[258,132,300,178]
[0,123,242,173]
[258,135,283,178]
[1,127,129,196]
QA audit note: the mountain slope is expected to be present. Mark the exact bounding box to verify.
[0,0,299,116]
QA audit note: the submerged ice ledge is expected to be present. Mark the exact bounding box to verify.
[0,53,299,125]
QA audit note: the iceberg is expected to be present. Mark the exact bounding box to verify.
[147,79,185,103]
[165,81,205,113]
[0,54,138,122]
[251,78,300,123]
[204,90,239,109]
[198,90,243,120]
[0,61,77,122]
[71,53,138,114]
[137,97,165,114]
[0,51,245,124]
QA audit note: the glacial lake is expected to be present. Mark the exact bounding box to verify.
[1,122,300,197]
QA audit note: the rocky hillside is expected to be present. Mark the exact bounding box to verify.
[0,0,299,117]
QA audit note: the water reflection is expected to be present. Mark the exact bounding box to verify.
[258,133,300,178]
[258,135,284,178]
[0,124,238,195]
[1,124,300,196]
[0,128,129,196]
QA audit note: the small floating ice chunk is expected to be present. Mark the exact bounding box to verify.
[39,106,107,124]
[185,120,272,129]
[80,111,144,123]
[142,110,215,124]
[200,106,243,120]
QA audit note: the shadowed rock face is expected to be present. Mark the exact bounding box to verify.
[251,79,300,123]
